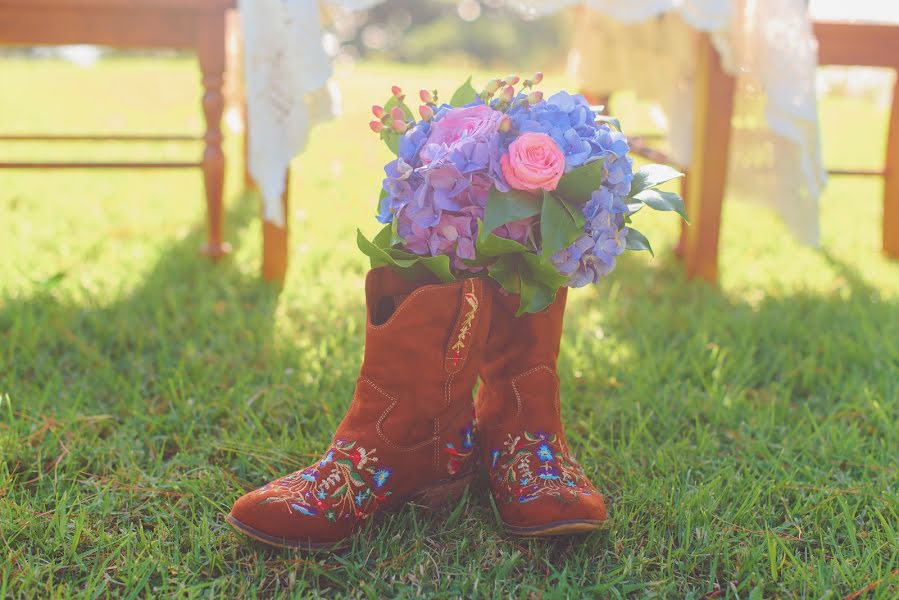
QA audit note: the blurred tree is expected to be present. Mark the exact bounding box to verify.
[329,0,569,69]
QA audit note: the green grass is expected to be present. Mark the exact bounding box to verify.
[1,56,898,598]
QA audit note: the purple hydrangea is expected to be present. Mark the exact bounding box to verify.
[380,102,529,270]
[376,82,636,287]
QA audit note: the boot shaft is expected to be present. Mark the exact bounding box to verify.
[481,286,567,378]
[339,267,490,466]
[477,285,567,433]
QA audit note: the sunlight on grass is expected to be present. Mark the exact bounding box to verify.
[1,56,897,597]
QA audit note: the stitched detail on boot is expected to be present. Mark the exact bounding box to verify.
[362,377,438,452]
[368,282,460,330]
[443,373,455,410]
[433,418,439,471]
[510,365,559,419]
[444,279,480,374]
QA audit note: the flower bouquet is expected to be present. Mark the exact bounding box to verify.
[359,74,688,315]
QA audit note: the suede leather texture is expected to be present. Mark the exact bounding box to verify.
[229,268,491,547]
[476,285,607,530]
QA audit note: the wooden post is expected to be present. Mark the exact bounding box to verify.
[884,73,899,257]
[261,171,289,282]
[198,11,230,260]
[681,34,736,282]
[674,173,689,258]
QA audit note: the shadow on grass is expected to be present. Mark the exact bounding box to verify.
[1,191,285,411]
[1,207,897,593]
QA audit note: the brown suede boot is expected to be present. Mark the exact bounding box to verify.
[227,267,490,549]
[476,286,607,536]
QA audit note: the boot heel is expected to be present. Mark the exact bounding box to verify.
[411,472,474,509]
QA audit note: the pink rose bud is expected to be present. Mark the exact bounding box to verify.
[484,79,502,94]
[531,72,544,85]
[527,91,543,104]
[419,89,434,104]
[391,85,402,98]
[503,75,520,86]
[391,119,408,134]
[390,107,406,122]
[369,120,383,133]
[499,116,512,132]
[372,105,385,118]
[500,85,515,102]
[418,104,434,121]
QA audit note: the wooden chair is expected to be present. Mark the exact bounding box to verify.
[814,21,899,258]
[0,0,234,261]
[616,34,737,283]
[229,17,291,284]
[622,24,899,282]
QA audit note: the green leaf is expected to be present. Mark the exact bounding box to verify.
[539,191,584,260]
[522,253,568,290]
[594,115,621,131]
[625,227,654,256]
[475,219,530,257]
[389,216,404,246]
[628,163,684,196]
[418,255,455,282]
[372,222,392,248]
[626,201,643,215]
[517,273,556,316]
[331,484,348,498]
[554,158,604,204]
[357,229,456,282]
[483,187,541,234]
[556,193,586,229]
[349,471,366,486]
[633,188,689,223]
[336,459,354,468]
[379,128,400,155]
[487,254,522,295]
[449,76,477,107]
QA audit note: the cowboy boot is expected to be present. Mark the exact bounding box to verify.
[227,267,489,549]
[476,286,607,536]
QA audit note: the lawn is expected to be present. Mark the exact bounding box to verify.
[1,57,897,598]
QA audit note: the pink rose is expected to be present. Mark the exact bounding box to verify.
[500,132,566,192]
[423,105,503,162]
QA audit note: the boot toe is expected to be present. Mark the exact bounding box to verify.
[227,487,351,549]
[499,487,607,537]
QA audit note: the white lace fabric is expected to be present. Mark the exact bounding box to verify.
[520,0,827,245]
[242,0,827,243]
[239,0,381,227]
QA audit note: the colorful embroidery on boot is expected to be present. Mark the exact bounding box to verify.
[489,431,594,505]
[445,424,475,476]
[447,286,479,369]
[256,439,392,522]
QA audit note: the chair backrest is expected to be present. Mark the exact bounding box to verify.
[814,21,899,68]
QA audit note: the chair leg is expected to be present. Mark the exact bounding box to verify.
[198,13,230,260]
[262,171,289,282]
[680,33,736,282]
[884,73,899,258]
[674,173,689,258]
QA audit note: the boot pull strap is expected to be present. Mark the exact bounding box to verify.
[444,278,482,374]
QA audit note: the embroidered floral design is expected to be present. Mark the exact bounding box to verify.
[445,424,475,475]
[449,290,479,367]
[255,439,392,522]
[489,430,594,505]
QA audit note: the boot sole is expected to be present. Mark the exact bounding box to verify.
[503,519,604,537]
[226,471,475,550]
